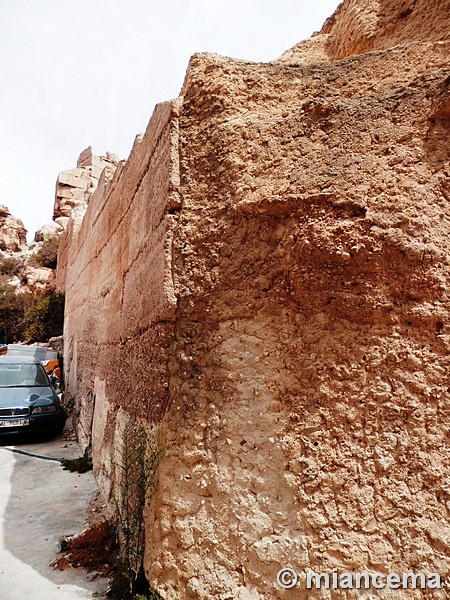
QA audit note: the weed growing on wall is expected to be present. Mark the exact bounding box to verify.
[114,422,163,596]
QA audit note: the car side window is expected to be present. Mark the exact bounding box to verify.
[35,365,49,386]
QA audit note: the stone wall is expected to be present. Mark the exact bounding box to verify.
[59,101,180,496]
[59,0,450,598]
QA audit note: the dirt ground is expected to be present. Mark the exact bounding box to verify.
[0,420,109,600]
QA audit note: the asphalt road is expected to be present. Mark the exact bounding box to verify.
[0,423,108,600]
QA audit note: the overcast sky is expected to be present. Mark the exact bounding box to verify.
[0,0,340,240]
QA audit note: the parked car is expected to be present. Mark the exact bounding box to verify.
[4,344,61,377]
[0,356,65,436]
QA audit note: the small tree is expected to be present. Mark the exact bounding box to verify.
[24,291,65,341]
[30,235,61,269]
[0,256,22,277]
[0,284,32,342]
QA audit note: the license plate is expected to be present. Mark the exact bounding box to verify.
[0,419,29,427]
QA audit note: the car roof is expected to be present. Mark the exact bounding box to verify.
[0,356,43,365]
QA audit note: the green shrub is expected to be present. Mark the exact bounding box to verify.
[0,256,22,276]
[30,235,60,269]
[0,286,65,344]
[24,291,65,342]
[0,284,32,342]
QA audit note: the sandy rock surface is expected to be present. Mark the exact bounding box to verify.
[0,205,26,253]
[59,0,450,598]
[53,147,119,223]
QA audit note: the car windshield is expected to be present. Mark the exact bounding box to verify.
[0,363,49,387]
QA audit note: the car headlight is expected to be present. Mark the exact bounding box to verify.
[32,405,57,414]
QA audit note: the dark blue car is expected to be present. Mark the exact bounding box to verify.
[0,355,65,436]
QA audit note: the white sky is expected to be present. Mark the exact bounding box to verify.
[0,0,340,240]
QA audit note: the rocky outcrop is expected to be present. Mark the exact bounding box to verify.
[33,221,64,243]
[53,146,119,226]
[59,0,450,598]
[0,148,120,296]
[24,147,120,246]
[0,205,26,252]
[22,265,55,289]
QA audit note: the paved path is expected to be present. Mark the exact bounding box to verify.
[0,427,108,600]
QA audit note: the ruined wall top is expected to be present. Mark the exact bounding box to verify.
[52,146,119,232]
[277,0,449,64]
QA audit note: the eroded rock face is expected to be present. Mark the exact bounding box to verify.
[322,0,450,59]
[53,146,119,222]
[33,221,64,243]
[0,204,27,252]
[23,265,55,289]
[0,148,119,299]
[60,0,450,598]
